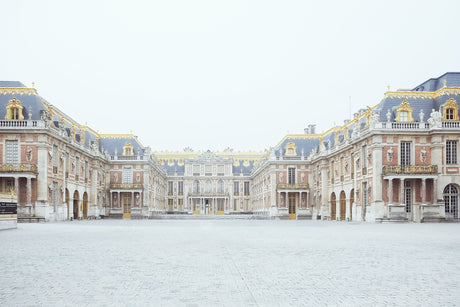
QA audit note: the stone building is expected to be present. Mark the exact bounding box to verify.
[0,73,458,222]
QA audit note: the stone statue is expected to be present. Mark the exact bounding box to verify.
[114,173,118,183]
[26,146,33,161]
[420,147,427,163]
[386,109,391,122]
[427,109,442,128]
[419,109,425,123]
[369,111,380,129]
[387,147,393,162]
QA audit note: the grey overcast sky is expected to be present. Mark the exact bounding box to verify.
[2,0,460,151]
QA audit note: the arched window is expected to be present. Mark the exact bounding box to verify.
[330,192,336,220]
[444,184,458,219]
[205,180,212,193]
[123,142,134,156]
[395,100,414,122]
[217,180,224,193]
[442,98,459,121]
[193,180,200,193]
[5,97,24,120]
[285,142,297,157]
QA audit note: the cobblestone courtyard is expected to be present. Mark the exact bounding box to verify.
[1,220,459,306]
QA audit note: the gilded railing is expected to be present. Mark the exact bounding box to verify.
[277,183,309,190]
[0,164,37,173]
[188,192,229,197]
[382,165,438,175]
[110,183,143,189]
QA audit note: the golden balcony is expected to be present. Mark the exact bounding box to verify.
[110,183,143,189]
[0,163,37,174]
[277,184,309,190]
[382,165,438,175]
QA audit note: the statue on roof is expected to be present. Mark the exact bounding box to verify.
[427,109,442,128]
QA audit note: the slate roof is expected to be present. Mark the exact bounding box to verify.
[98,136,146,156]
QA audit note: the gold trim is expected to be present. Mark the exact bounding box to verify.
[122,142,134,156]
[442,98,459,121]
[395,100,414,122]
[285,142,297,156]
[0,87,38,96]
[5,97,24,120]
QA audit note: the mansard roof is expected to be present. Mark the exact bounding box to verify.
[375,73,460,123]
[412,72,460,92]
[98,135,147,156]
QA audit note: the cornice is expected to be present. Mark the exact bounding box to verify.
[0,87,38,96]
[383,87,460,100]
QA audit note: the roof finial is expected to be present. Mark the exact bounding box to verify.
[444,79,447,87]
[387,85,390,91]
[32,82,35,88]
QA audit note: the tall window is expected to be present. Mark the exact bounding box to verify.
[205,180,212,193]
[217,165,224,176]
[178,181,183,195]
[244,181,250,196]
[52,145,58,167]
[5,140,19,164]
[122,167,133,184]
[444,184,458,219]
[362,182,368,207]
[288,168,296,184]
[362,145,368,168]
[168,181,173,195]
[234,182,239,195]
[331,161,335,182]
[193,165,200,176]
[400,142,411,166]
[193,180,200,193]
[233,199,237,211]
[205,165,212,176]
[351,155,354,179]
[446,140,458,165]
[404,181,412,213]
[217,180,224,193]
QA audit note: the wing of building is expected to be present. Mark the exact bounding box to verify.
[0,73,459,222]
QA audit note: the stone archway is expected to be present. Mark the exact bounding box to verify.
[330,192,336,220]
[73,190,79,220]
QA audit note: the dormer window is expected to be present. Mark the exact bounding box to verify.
[395,100,414,122]
[442,98,459,121]
[122,142,134,156]
[5,97,24,120]
[285,142,297,156]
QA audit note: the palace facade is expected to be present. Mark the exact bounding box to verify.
[0,73,459,222]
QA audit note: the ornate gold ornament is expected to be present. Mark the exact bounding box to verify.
[123,142,134,156]
[441,98,459,121]
[285,142,297,156]
[5,97,24,120]
[395,100,414,122]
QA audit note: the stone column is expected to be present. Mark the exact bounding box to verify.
[421,178,426,204]
[26,177,32,204]
[14,177,19,199]
[399,179,405,204]
[388,178,393,204]
[433,178,438,204]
